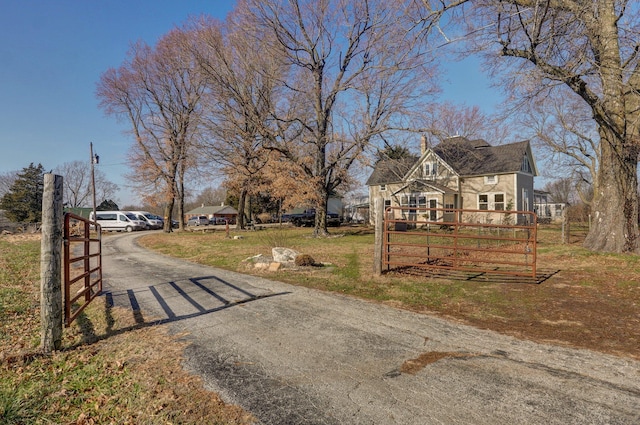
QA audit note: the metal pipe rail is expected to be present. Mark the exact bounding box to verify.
[63,213,102,326]
[383,206,537,278]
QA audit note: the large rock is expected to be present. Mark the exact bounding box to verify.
[272,247,300,263]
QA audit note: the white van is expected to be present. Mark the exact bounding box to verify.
[89,211,146,232]
[128,211,164,230]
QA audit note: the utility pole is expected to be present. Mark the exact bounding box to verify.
[90,142,99,222]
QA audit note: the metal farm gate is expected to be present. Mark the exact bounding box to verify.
[381,206,537,278]
[63,213,102,327]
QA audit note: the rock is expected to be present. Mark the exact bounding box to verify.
[272,247,300,263]
[268,262,282,271]
[244,254,266,263]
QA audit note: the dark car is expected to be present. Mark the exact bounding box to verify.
[290,209,340,227]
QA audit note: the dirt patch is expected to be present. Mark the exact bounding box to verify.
[401,351,475,375]
[391,249,640,360]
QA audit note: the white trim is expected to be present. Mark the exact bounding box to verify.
[514,173,518,209]
[484,175,498,185]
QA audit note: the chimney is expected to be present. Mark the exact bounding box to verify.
[420,135,428,155]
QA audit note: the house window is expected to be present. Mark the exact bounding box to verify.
[400,194,427,208]
[555,204,563,216]
[418,195,427,208]
[479,194,489,210]
[383,199,391,215]
[478,193,506,210]
[428,199,437,221]
[424,162,437,179]
[484,175,497,185]
[521,156,532,173]
[379,184,386,191]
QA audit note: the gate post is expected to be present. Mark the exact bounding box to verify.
[40,173,64,353]
[374,197,384,276]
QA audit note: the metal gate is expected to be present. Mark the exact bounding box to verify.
[63,213,102,327]
[383,206,537,278]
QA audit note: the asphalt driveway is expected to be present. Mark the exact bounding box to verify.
[101,232,640,425]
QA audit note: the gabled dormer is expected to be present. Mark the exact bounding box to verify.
[404,136,459,183]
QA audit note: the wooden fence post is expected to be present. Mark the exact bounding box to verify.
[40,173,64,353]
[374,197,384,276]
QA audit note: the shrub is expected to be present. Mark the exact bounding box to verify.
[295,254,316,267]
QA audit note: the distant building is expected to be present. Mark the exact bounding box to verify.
[533,190,566,223]
[185,204,238,223]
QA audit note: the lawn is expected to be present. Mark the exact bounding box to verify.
[0,235,255,425]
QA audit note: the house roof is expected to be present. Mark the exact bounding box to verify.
[186,205,238,216]
[365,155,419,186]
[367,137,535,186]
[433,137,531,176]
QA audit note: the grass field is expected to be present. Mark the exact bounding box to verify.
[1,222,638,423]
[0,235,255,425]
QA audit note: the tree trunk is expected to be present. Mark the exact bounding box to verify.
[313,185,329,237]
[237,187,247,230]
[178,171,185,231]
[163,199,175,233]
[583,129,639,253]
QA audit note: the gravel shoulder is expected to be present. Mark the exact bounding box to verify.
[102,232,640,425]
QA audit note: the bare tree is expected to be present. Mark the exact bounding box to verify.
[520,91,599,205]
[188,14,282,230]
[97,27,206,232]
[0,170,17,198]
[543,177,578,204]
[53,160,117,208]
[419,0,640,253]
[193,186,227,207]
[243,0,437,236]
[420,101,512,146]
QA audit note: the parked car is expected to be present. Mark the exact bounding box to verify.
[289,209,341,227]
[128,211,164,230]
[89,211,146,232]
[187,215,209,226]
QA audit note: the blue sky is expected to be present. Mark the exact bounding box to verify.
[0,1,501,206]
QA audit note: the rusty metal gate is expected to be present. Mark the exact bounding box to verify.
[63,213,102,327]
[383,206,537,278]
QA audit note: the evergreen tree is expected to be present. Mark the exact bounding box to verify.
[97,199,119,211]
[375,145,414,163]
[0,163,45,223]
